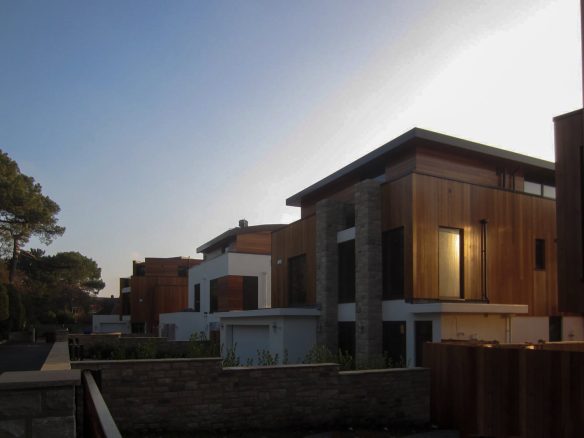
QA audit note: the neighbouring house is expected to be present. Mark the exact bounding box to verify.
[159,221,285,352]
[123,256,202,335]
[266,127,584,367]
[92,295,130,334]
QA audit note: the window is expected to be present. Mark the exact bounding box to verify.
[542,185,556,199]
[242,276,258,310]
[439,227,463,298]
[549,316,562,342]
[338,322,355,358]
[288,254,307,306]
[535,239,546,270]
[382,227,404,299]
[210,279,218,313]
[383,321,406,366]
[338,240,356,303]
[524,180,542,196]
[194,284,201,312]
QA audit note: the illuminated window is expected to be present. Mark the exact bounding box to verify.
[439,227,463,298]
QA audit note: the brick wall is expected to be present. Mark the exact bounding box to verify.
[0,370,80,438]
[72,358,429,434]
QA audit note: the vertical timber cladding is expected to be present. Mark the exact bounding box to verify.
[554,110,584,312]
[271,215,316,307]
[380,175,414,300]
[411,173,557,315]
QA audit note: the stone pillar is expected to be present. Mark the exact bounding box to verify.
[354,179,383,367]
[315,198,344,353]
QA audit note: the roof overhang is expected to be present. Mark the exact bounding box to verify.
[286,127,555,207]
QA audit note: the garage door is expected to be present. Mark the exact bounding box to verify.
[232,325,270,365]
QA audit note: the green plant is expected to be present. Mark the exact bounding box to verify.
[187,332,219,358]
[221,343,240,367]
[256,349,279,366]
[303,344,354,370]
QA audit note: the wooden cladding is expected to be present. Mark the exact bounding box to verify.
[215,275,259,312]
[271,215,316,307]
[554,109,584,312]
[412,173,557,316]
[232,231,272,255]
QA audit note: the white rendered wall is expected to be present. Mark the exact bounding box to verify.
[159,311,203,341]
[281,317,318,363]
[562,316,584,341]
[92,315,130,334]
[440,314,507,342]
[510,316,549,343]
[338,303,355,321]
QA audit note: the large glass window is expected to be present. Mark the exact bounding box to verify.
[242,276,259,310]
[338,240,356,303]
[288,254,307,306]
[439,227,463,298]
[210,279,218,313]
[382,227,405,299]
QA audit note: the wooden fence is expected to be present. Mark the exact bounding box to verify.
[423,342,584,438]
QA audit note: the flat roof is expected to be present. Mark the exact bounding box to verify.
[196,224,286,254]
[287,127,555,207]
[214,307,321,318]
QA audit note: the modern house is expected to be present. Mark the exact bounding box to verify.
[122,256,202,334]
[268,127,584,367]
[159,221,285,350]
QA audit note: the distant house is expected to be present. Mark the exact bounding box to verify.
[123,256,202,335]
[159,221,284,348]
[266,127,583,367]
[92,295,130,334]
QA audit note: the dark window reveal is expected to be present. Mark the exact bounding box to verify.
[210,279,218,313]
[338,240,356,303]
[194,284,201,312]
[535,239,546,270]
[338,322,355,358]
[383,321,407,366]
[382,228,404,299]
[243,276,258,310]
[288,254,307,306]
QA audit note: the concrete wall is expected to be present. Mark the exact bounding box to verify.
[72,358,429,434]
[0,370,80,438]
[159,311,201,341]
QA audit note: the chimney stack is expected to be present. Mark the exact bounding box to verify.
[239,219,248,228]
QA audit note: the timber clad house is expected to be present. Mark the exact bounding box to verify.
[159,222,285,350]
[121,257,202,335]
[269,127,584,366]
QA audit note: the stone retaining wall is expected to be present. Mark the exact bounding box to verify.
[0,370,80,438]
[72,358,429,434]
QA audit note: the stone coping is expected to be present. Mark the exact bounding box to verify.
[223,363,339,371]
[339,367,427,376]
[72,357,222,366]
[0,369,81,390]
[41,341,71,371]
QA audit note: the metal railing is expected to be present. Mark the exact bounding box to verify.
[82,371,122,438]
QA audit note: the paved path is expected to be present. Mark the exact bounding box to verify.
[0,342,52,373]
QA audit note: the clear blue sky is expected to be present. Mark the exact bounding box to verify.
[1,0,581,297]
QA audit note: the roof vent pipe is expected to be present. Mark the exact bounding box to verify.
[239,219,248,228]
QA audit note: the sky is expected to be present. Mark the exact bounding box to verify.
[0,0,581,297]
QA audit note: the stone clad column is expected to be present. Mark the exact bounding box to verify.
[315,198,344,353]
[354,179,383,367]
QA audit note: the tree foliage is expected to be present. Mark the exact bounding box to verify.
[0,283,8,322]
[0,150,65,282]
